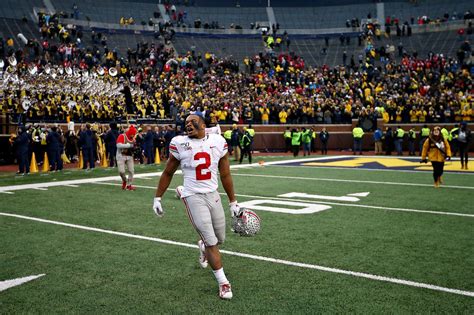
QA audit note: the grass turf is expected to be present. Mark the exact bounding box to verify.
[0,156,473,313]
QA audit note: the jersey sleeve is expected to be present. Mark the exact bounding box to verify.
[217,135,228,159]
[169,137,181,160]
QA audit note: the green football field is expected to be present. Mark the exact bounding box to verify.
[1,156,473,313]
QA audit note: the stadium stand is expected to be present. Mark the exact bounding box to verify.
[51,0,160,25]
[273,4,375,30]
[0,0,43,20]
[172,6,268,29]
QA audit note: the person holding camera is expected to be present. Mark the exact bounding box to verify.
[420,126,451,188]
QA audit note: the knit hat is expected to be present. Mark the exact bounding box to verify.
[126,125,137,138]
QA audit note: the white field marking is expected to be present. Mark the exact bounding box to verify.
[0,191,14,194]
[0,274,45,292]
[270,163,474,176]
[278,192,362,202]
[64,185,79,188]
[94,182,474,218]
[239,199,331,214]
[348,192,370,197]
[0,156,300,193]
[0,211,473,298]
[33,188,48,191]
[0,171,168,193]
[231,173,474,190]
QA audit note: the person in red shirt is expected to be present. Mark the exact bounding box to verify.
[116,125,137,190]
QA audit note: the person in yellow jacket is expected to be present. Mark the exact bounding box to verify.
[352,124,364,155]
[421,126,452,188]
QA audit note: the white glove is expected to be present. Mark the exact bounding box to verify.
[229,201,241,217]
[153,197,164,217]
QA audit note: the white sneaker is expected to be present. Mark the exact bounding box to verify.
[219,283,232,300]
[198,240,208,268]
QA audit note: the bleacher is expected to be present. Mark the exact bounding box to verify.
[174,7,268,29]
[0,0,43,20]
[51,0,159,25]
[273,4,375,30]
[173,35,264,62]
[385,0,472,23]
[0,0,471,67]
[0,17,41,48]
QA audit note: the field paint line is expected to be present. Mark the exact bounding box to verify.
[270,164,474,176]
[0,172,166,193]
[0,274,45,292]
[33,188,48,191]
[0,191,15,194]
[278,192,361,202]
[94,182,474,218]
[0,157,285,193]
[231,173,474,190]
[64,185,79,188]
[1,211,473,298]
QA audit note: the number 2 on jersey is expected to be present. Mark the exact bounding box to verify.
[194,152,211,180]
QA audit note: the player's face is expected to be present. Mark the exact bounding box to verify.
[185,115,205,138]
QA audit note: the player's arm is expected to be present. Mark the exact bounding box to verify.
[152,154,180,217]
[219,153,236,203]
[219,153,240,216]
[155,154,180,198]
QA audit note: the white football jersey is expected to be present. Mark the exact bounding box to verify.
[169,133,228,197]
[205,124,221,135]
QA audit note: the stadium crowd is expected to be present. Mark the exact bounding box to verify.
[0,9,473,128]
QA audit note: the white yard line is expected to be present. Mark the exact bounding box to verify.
[0,274,45,292]
[231,173,474,190]
[270,164,474,175]
[1,211,473,298]
[0,157,276,193]
[94,182,474,218]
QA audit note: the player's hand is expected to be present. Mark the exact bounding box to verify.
[420,159,428,164]
[446,156,451,161]
[229,201,241,217]
[153,197,164,217]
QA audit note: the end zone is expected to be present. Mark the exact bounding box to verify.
[268,156,474,173]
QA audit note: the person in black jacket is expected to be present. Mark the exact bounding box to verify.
[319,127,330,155]
[144,125,155,164]
[46,126,61,171]
[384,127,393,155]
[104,122,119,167]
[79,123,94,169]
[13,126,30,175]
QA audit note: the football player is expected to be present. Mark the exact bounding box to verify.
[153,114,240,300]
[116,125,137,190]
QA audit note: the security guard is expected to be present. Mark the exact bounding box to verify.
[239,129,253,164]
[352,124,364,155]
[395,126,405,156]
[408,127,416,156]
[283,127,292,153]
[223,128,233,155]
[449,125,459,157]
[311,127,317,153]
[291,128,302,157]
[441,127,449,140]
[419,125,430,155]
[301,127,312,156]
